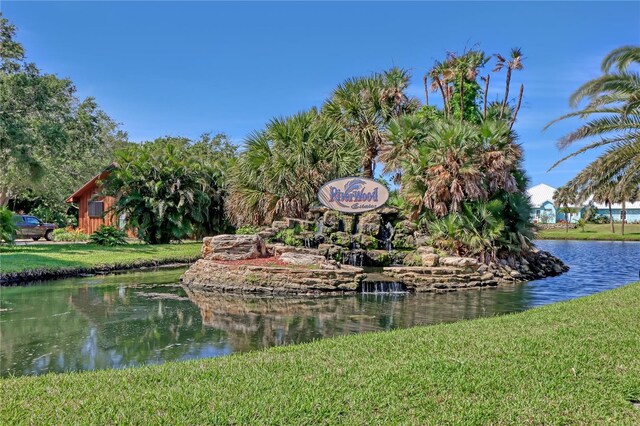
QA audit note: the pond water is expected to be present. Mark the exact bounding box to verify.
[1,240,638,377]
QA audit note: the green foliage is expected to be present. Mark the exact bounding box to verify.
[104,136,233,244]
[52,228,89,242]
[30,203,76,228]
[547,46,640,205]
[577,218,588,232]
[356,234,378,250]
[450,79,483,123]
[89,225,128,246]
[0,207,17,244]
[590,214,610,224]
[235,225,259,235]
[227,108,361,226]
[0,15,126,208]
[275,228,301,247]
[323,67,419,178]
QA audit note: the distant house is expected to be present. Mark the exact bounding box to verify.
[65,165,134,236]
[527,183,640,224]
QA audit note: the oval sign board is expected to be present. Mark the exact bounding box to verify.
[317,177,389,214]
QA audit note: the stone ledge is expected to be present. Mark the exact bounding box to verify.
[181,259,364,294]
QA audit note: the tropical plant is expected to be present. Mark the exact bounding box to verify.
[399,119,521,218]
[104,136,231,244]
[493,48,525,120]
[274,228,301,247]
[554,187,579,234]
[89,225,128,246]
[323,68,418,178]
[546,46,640,213]
[227,108,361,226]
[0,207,17,244]
[384,49,531,258]
[235,225,259,235]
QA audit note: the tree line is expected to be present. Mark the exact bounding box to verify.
[3,13,636,254]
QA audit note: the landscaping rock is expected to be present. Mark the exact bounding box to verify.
[367,250,392,267]
[182,259,363,294]
[279,252,327,266]
[258,228,278,239]
[355,234,378,250]
[202,235,267,261]
[330,231,352,247]
[358,212,382,236]
[271,221,288,231]
[323,210,341,228]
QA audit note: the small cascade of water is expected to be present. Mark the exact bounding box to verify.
[343,250,365,267]
[379,221,395,252]
[359,281,407,294]
[303,238,311,248]
[314,219,325,244]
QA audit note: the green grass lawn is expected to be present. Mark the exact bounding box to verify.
[537,223,640,241]
[1,283,639,424]
[0,242,202,275]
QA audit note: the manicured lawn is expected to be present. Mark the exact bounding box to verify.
[537,223,640,241]
[1,283,639,424]
[0,242,202,274]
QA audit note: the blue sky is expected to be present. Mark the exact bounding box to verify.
[3,1,639,187]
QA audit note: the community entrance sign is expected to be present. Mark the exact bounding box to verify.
[317,177,389,214]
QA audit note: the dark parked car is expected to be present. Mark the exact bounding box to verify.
[14,215,57,241]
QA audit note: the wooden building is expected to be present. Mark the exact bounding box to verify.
[65,166,134,236]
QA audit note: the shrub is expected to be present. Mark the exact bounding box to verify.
[90,226,128,246]
[274,228,301,247]
[53,227,89,242]
[30,205,77,228]
[0,208,18,244]
[235,225,259,235]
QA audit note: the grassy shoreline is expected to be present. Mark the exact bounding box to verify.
[0,243,201,284]
[536,223,640,241]
[2,282,639,424]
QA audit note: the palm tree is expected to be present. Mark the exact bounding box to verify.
[397,118,521,218]
[592,182,617,233]
[323,68,417,178]
[429,60,453,117]
[227,109,362,226]
[493,48,524,119]
[379,113,431,183]
[546,46,640,200]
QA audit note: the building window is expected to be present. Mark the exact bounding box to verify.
[88,201,104,218]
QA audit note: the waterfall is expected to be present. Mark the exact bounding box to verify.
[344,251,364,267]
[359,281,407,294]
[378,221,395,253]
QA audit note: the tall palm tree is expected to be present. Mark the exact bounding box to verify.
[323,68,417,178]
[546,46,640,217]
[429,60,453,117]
[493,48,524,119]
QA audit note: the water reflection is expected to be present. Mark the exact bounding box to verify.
[0,240,638,377]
